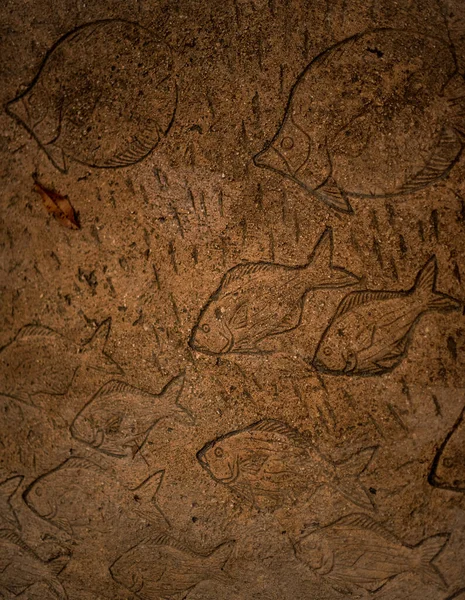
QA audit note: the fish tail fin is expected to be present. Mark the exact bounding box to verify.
[414,256,461,311]
[415,533,450,590]
[159,373,195,425]
[47,577,69,599]
[48,552,71,576]
[208,540,236,582]
[306,227,360,289]
[335,447,377,510]
[83,318,123,375]
[131,470,170,528]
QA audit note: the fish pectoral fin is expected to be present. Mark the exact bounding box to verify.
[314,177,353,213]
[51,517,73,536]
[271,306,303,335]
[374,337,410,368]
[355,324,376,349]
[230,482,255,505]
[324,574,356,595]
[230,304,249,330]
[239,452,269,474]
[6,390,35,406]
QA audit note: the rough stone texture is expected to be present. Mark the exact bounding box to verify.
[1,0,465,598]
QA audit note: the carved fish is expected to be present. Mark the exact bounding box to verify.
[6,20,177,172]
[70,374,193,458]
[254,29,465,213]
[314,256,461,376]
[0,529,69,598]
[189,228,359,354]
[23,457,168,536]
[110,534,235,599]
[294,513,449,593]
[197,419,376,510]
[0,318,122,405]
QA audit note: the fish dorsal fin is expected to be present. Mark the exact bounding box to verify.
[221,262,280,289]
[16,325,61,340]
[62,457,104,473]
[229,304,249,329]
[249,420,311,446]
[96,380,135,397]
[150,533,192,553]
[333,513,399,544]
[0,528,36,556]
[334,290,404,318]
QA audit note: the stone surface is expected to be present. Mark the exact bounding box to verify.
[1,0,465,598]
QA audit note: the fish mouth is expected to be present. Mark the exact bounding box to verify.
[343,353,357,374]
[216,459,239,484]
[128,572,144,593]
[41,503,58,520]
[312,356,339,375]
[196,445,239,483]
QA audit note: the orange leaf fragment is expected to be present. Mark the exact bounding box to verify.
[33,178,80,230]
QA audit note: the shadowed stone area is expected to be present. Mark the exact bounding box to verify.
[1,0,465,598]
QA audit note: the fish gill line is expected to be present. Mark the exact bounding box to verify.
[170,293,181,325]
[389,256,399,281]
[153,167,168,189]
[372,236,384,269]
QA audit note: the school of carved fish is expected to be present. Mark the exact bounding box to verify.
[1,13,464,600]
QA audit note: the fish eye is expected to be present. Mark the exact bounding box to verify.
[35,486,43,497]
[443,458,455,468]
[323,347,332,356]
[214,447,224,458]
[281,136,294,150]
[202,324,211,333]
